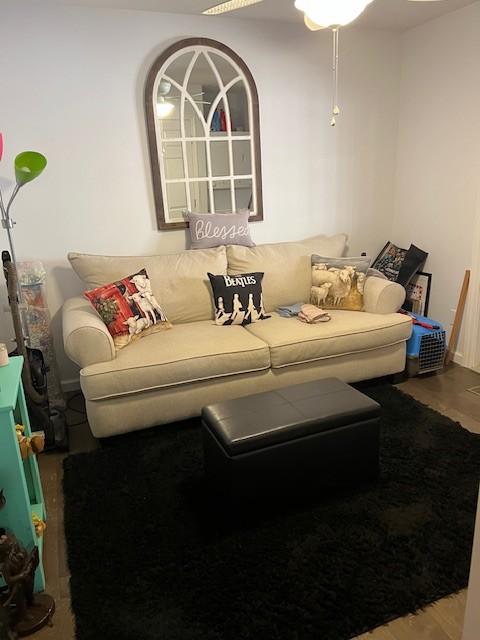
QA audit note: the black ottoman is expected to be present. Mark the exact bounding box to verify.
[201,378,381,499]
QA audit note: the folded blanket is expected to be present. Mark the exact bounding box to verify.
[276,303,304,318]
[298,304,331,324]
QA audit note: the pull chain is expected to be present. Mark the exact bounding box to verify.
[331,28,340,126]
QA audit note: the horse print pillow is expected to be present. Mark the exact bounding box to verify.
[84,268,171,349]
[310,256,371,312]
[208,272,270,326]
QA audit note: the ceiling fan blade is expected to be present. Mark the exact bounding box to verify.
[407,0,444,2]
[203,0,264,16]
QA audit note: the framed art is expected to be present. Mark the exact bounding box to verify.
[405,271,432,317]
[372,241,407,281]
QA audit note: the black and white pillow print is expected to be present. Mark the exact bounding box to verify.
[207,272,270,326]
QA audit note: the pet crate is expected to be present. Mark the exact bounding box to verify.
[406,314,446,376]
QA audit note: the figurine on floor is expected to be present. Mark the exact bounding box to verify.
[0,516,55,637]
[0,605,17,640]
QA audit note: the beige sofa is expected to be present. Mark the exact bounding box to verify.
[63,235,412,438]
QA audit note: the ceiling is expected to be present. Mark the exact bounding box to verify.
[45,0,475,31]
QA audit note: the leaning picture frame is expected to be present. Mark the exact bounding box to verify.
[371,241,408,281]
[404,271,432,317]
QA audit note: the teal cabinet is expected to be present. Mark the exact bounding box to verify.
[0,356,46,592]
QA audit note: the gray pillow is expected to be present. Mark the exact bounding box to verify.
[187,211,255,250]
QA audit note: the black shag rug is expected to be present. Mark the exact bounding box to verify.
[63,384,480,640]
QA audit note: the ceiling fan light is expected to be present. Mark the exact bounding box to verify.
[304,14,324,31]
[203,0,263,15]
[295,0,373,28]
[156,98,175,118]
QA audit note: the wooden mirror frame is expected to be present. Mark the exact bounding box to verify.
[145,38,263,230]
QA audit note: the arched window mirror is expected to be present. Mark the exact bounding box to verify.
[145,38,263,230]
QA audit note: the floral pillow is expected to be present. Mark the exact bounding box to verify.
[84,269,171,349]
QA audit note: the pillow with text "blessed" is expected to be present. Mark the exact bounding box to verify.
[187,211,255,250]
[207,272,270,326]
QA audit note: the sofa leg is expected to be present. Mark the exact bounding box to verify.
[390,369,407,385]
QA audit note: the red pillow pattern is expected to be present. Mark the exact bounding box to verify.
[84,268,171,349]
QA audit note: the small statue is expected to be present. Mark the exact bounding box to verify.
[0,531,39,628]
[0,492,55,636]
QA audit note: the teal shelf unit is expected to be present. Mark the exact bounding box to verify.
[0,356,46,593]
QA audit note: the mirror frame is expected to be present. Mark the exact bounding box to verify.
[145,37,264,230]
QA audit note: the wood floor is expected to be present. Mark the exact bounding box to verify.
[33,364,480,640]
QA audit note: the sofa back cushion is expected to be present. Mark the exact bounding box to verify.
[226,234,348,312]
[68,246,227,324]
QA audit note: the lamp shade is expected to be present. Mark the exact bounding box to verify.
[14,151,47,186]
[295,0,373,28]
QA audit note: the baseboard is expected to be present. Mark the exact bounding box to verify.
[61,378,81,393]
[453,351,465,366]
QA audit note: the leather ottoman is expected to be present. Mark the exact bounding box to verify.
[201,377,381,499]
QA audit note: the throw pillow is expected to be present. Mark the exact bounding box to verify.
[84,268,171,349]
[187,211,255,250]
[207,272,270,326]
[310,256,372,311]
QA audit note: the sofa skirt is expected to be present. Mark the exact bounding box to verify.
[83,342,406,438]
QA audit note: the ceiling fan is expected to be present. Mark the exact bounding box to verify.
[203,0,443,126]
[157,80,212,118]
[203,0,443,18]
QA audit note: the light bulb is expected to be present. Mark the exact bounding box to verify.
[156,99,175,118]
[295,0,373,28]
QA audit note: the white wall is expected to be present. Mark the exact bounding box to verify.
[392,1,480,357]
[0,2,401,385]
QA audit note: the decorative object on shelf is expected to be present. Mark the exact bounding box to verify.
[145,38,263,228]
[0,344,8,368]
[31,513,46,538]
[15,425,45,461]
[0,529,55,636]
[404,271,432,317]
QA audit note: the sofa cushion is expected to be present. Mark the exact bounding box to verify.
[300,233,348,257]
[226,234,348,313]
[80,320,271,401]
[69,246,227,325]
[244,311,412,369]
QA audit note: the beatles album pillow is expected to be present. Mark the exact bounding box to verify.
[207,272,270,326]
[84,268,171,349]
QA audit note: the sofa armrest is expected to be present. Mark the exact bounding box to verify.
[63,297,115,368]
[363,277,406,314]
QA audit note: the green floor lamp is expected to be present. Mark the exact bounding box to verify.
[0,133,48,289]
